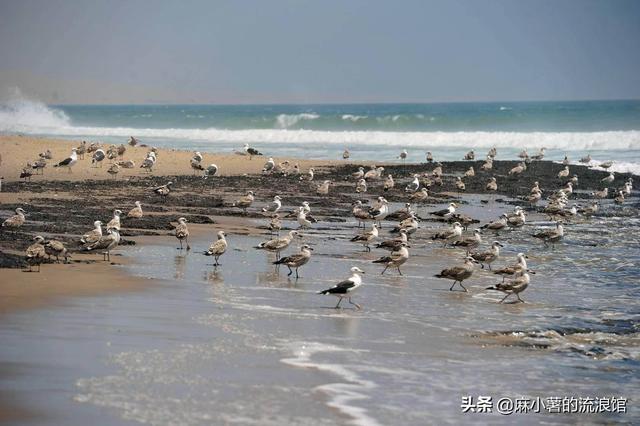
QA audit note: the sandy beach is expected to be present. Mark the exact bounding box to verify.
[1,135,638,424]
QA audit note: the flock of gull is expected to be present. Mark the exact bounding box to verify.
[3,139,634,308]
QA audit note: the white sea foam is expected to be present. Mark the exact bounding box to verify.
[275,113,319,128]
[342,114,367,122]
[0,91,70,131]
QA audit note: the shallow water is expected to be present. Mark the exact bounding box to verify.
[1,195,638,424]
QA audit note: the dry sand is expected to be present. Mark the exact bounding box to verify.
[0,135,349,182]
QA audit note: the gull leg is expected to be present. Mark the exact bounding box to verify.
[295,268,300,279]
[499,293,511,303]
[335,298,342,309]
[397,266,402,275]
[459,282,467,292]
[186,237,191,251]
[516,294,525,303]
[381,265,388,275]
[348,297,361,310]
[287,266,293,276]
[449,281,457,291]
[488,264,492,271]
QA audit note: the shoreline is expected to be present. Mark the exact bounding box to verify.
[0,134,633,316]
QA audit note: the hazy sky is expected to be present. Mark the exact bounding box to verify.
[1,0,639,104]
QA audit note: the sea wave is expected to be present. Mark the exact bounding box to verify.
[275,113,319,128]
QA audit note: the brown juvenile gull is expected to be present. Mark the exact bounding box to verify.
[530,148,546,161]
[128,136,138,146]
[409,188,429,203]
[117,159,136,168]
[127,201,143,218]
[486,270,535,303]
[81,220,103,244]
[383,174,395,191]
[435,256,478,292]
[485,177,498,192]
[2,207,26,229]
[87,142,101,153]
[507,210,526,228]
[373,242,410,275]
[204,230,227,266]
[350,224,379,252]
[518,148,529,160]
[464,150,475,160]
[493,252,528,282]
[455,177,466,191]
[471,241,504,270]
[343,148,350,160]
[390,213,419,235]
[591,187,608,199]
[39,149,53,160]
[107,209,123,231]
[431,202,456,219]
[83,228,121,261]
[25,236,47,272]
[532,222,564,247]
[173,217,190,251]
[351,166,365,180]
[316,180,331,195]
[355,178,367,193]
[452,229,482,254]
[107,163,120,178]
[190,157,205,174]
[256,230,300,259]
[464,166,475,178]
[300,167,315,182]
[426,151,434,162]
[269,214,282,235]
[352,200,371,228]
[376,229,408,251]
[44,239,70,263]
[599,161,613,170]
[431,222,463,247]
[386,203,414,222]
[481,157,493,171]
[262,195,282,215]
[481,214,508,232]
[318,266,365,309]
[273,244,313,278]
[509,163,525,175]
[557,166,570,179]
[20,168,33,182]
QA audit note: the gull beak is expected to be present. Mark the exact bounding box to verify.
[308,247,314,251]
[528,270,536,275]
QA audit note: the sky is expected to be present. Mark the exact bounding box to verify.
[1,0,639,104]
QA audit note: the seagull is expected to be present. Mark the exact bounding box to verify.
[297,206,312,229]
[233,190,255,214]
[530,148,546,161]
[316,180,331,195]
[39,149,53,160]
[562,155,569,165]
[352,201,371,228]
[127,201,143,218]
[579,154,591,163]
[81,220,103,244]
[486,177,498,192]
[243,143,262,159]
[262,157,275,174]
[317,266,365,309]
[493,253,528,282]
[107,162,120,178]
[204,230,227,266]
[507,210,526,228]
[578,202,599,217]
[455,177,466,191]
[106,209,123,231]
[409,188,429,203]
[173,217,190,250]
[614,191,625,204]
[342,149,350,160]
[44,239,70,263]
[488,147,497,158]
[481,157,493,171]
[557,166,570,179]
[300,167,315,182]
[390,213,419,235]
[2,208,26,229]
[364,166,381,180]
[431,163,443,177]
[203,164,219,181]
[355,178,367,193]
[140,153,156,172]
[464,150,475,160]
[591,188,608,199]
[426,151,433,163]
[532,222,564,247]
[128,136,138,146]
[405,174,420,193]
[25,236,47,272]
[452,229,482,253]
[262,195,282,215]
[350,224,379,252]
[386,203,414,222]
[602,172,615,183]
[190,157,205,174]
[273,244,313,278]
[269,214,282,235]
[509,163,525,175]
[351,166,365,180]
[256,230,300,259]
[518,148,529,159]
[398,149,408,160]
[376,229,408,251]
[20,168,33,182]
[435,256,478,292]
[486,270,535,303]
[153,181,173,197]
[431,202,456,219]
[373,243,410,275]
[91,149,106,167]
[470,241,503,270]
[192,151,203,163]
[53,148,78,172]
[599,161,613,170]
[117,144,126,158]
[368,197,389,226]
[431,222,463,247]
[383,174,395,191]
[481,214,508,232]
[464,166,475,178]
[83,228,121,261]
[87,142,101,153]
[29,158,47,174]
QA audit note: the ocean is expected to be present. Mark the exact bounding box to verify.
[1,98,640,174]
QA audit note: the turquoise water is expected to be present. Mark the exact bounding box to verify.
[1,98,639,172]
